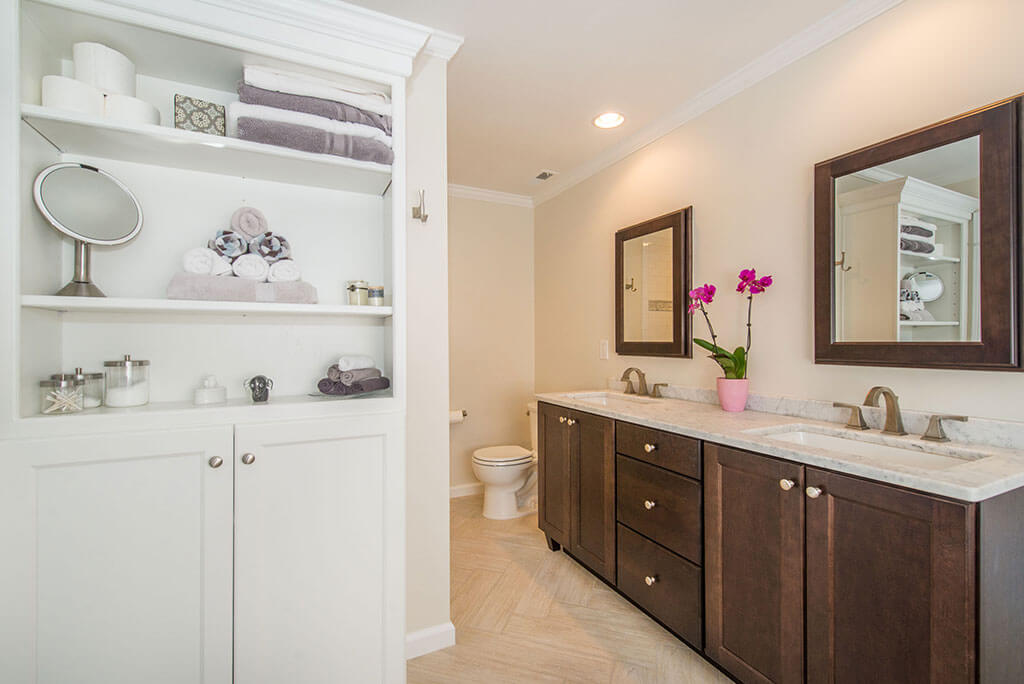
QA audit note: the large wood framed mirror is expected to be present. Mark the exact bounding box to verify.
[814,96,1021,370]
[615,207,692,357]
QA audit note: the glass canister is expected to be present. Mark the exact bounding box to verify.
[103,354,151,407]
[52,368,103,409]
[39,376,84,415]
[368,286,385,306]
[346,280,369,305]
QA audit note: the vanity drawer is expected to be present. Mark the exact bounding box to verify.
[616,455,702,564]
[617,523,703,648]
[616,422,701,479]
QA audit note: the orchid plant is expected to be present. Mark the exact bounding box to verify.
[688,268,774,379]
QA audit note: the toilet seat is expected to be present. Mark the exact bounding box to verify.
[472,445,534,466]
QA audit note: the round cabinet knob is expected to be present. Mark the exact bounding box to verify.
[208,456,223,469]
[779,478,795,491]
[567,418,576,426]
[643,500,657,510]
[644,575,658,587]
[559,416,566,424]
[805,486,823,499]
[643,443,657,453]
[241,453,256,465]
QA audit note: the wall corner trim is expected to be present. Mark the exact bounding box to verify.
[448,184,535,208]
[449,482,484,499]
[532,0,906,205]
[406,621,456,659]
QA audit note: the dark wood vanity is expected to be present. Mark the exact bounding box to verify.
[537,401,1024,683]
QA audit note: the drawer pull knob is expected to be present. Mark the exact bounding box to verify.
[241,453,256,465]
[208,456,223,469]
[567,418,576,426]
[644,575,658,587]
[643,443,657,453]
[805,486,823,499]
[559,416,566,424]
[643,500,657,510]
[779,478,796,491]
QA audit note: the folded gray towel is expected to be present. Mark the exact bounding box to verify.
[901,224,934,238]
[236,117,395,165]
[317,375,390,396]
[339,367,382,386]
[900,238,935,254]
[238,82,392,134]
[167,273,318,304]
[357,376,390,393]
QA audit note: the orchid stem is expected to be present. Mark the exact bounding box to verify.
[744,294,753,379]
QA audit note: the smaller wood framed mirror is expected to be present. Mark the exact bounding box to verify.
[615,207,692,357]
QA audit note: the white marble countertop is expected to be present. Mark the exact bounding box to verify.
[537,390,1024,502]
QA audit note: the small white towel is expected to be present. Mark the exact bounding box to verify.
[268,259,301,282]
[183,247,233,276]
[337,355,376,371]
[232,253,270,281]
[243,65,391,116]
[227,101,392,146]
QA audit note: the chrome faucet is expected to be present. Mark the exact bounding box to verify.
[863,386,907,436]
[620,367,649,396]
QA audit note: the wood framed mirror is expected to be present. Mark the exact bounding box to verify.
[814,96,1021,370]
[615,207,692,357]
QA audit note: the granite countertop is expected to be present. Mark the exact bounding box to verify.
[536,390,1024,502]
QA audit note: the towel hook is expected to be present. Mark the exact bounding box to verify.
[625,277,637,292]
[412,189,428,223]
[835,251,852,272]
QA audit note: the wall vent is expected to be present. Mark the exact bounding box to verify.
[534,169,558,181]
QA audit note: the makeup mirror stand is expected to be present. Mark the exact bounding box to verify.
[56,240,105,297]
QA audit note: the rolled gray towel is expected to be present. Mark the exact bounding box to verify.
[318,378,361,396]
[357,376,390,393]
[901,224,933,238]
[238,82,392,134]
[900,237,935,254]
[339,368,382,386]
[236,117,395,165]
[327,365,343,382]
[231,206,269,240]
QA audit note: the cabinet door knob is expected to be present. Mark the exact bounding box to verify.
[559,416,566,424]
[644,575,658,587]
[208,456,223,469]
[643,500,656,510]
[805,486,823,499]
[241,453,256,465]
[567,418,576,426]
[643,443,657,453]
[779,478,795,491]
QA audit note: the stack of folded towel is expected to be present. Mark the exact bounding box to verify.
[317,355,391,397]
[900,217,938,255]
[227,66,394,165]
[168,206,318,304]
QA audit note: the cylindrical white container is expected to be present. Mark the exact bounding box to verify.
[52,368,103,409]
[103,355,150,407]
[73,42,136,96]
[346,280,368,305]
[105,94,161,125]
[39,376,84,415]
[368,285,384,306]
[41,75,105,116]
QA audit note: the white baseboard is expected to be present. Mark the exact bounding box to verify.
[406,621,456,659]
[449,482,483,498]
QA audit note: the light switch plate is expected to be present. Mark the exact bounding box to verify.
[599,339,609,360]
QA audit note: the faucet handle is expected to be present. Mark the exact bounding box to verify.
[652,383,668,398]
[922,414,967,443]
[834,402,869,430]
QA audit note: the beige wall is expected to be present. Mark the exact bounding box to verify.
[535,0,1024,422]
[448,195,535,489]
[406,55,452,635]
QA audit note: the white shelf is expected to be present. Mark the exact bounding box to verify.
[22,295,393,318]
[21,105,392,195]
[899,250,960,264]
[899,320,960,327]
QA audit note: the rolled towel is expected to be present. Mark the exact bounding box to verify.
[337,355,376,371]
[210,255,233,276]
[231,206,269,240]
[238,82,392,134]
[339,367,382,386]
[357,376,390,393]
[317,378,361,396]
[232,253,270,281]
[901,224,935,241]
[247,232,291,263]
[208,230,249,260]
[326,364,343,382]
[183,247,217,275]
[900,238,935,254]
[268,258,301,282]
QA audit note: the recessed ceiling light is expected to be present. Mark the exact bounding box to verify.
[593,112,624,129]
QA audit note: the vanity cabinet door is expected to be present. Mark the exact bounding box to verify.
[233,413,404,684]
[704,444,805,684]
[538,401,572,550]
[804,468,975,684]
[569,410,616,583]
[0,427,234,684]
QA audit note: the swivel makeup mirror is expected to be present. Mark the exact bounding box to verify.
[33,162,143,297]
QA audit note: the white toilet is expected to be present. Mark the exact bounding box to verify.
[472,402,539,520]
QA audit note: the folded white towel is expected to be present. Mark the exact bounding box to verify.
[227,101,392,146]
[337,355,376,371]
[268,259,301,282]
[183,247,233,276]
[243,65,391,117]
[232,253,270,281]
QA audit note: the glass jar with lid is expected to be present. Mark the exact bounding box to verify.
[39,376,84,414]
[52,367,103,409]
[346,280,369,305]
[103,354,150,407]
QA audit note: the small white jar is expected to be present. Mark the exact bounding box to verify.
[103,354,151,407]
[368,286,385,306]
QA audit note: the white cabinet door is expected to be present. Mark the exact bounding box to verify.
[233,413,405,684]
[0,426,234,684]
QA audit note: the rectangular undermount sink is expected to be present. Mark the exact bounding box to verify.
[755,425,989,471]
[564,391,658,406]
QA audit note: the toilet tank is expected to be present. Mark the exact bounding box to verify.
[528,402,538,452]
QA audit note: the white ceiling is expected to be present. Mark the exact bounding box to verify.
[352,0,864,199]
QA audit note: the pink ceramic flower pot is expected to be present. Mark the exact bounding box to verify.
[717,378,749,412]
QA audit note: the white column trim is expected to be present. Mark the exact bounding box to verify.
[406,621,456,660]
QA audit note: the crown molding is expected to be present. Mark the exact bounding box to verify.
[448,184,534,208]
[423,30,464,61]
[533,0,905,205]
